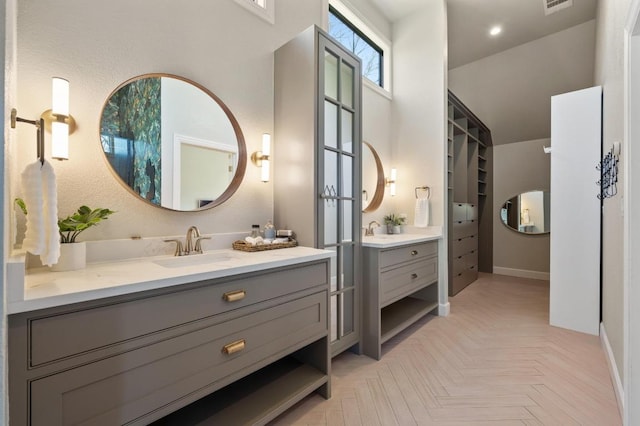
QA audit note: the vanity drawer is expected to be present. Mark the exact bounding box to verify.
[452,220,477,239]
[28,261,328,367]
[29,291,327,426]
[379,241,437,269]
[380,257,438,307]
[466,204,477,221]
[452,235,477,256]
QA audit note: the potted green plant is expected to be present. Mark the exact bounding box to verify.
[52,206,115,271]
[15,200,115,271]
[383,213,406,234]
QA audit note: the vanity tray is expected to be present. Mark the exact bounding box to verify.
[232,239,298,252]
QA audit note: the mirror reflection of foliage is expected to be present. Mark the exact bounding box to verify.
[100,78,162,204]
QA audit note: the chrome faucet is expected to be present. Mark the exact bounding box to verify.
[365,220,380,236]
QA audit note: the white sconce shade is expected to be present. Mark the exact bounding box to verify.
[388,168,397,196]
[261,133,271,182]
[51,121,69,160]
[251,133,271,182]
[52,77,69,116]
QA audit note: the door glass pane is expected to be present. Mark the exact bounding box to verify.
[324,200,338,246]
[341,63,354,108]
[341,244,354,288]
[331,294,338,342]
[341,109,353,153]
[327,247,338,292]
[341,154,353,198]
[342,200,353,242]
[342,290,354,335]
[324,51,339,100]
[324,101,338,149]
[324,149,338,198]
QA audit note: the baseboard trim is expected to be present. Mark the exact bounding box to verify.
[438,302,450,316]
[600,322,624,418]
[492,266,550,281]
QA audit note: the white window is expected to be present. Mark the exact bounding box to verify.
[234,0,274,24]
[328,0,392,95]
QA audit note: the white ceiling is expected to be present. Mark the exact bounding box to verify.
[369,0,598,69]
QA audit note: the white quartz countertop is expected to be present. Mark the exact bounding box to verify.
[9,246,333,315]
[362,232,442,248]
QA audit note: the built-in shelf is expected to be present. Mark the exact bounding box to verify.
[155,357,327,425]
[380,296,438,344]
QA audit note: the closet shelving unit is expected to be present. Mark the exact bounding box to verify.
[447,91,493,296]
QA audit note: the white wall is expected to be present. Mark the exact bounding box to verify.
[594,0,631,393]
[449,20,596,146]
[493,139,550,277]
[13,0,325,242]
[391,1,447,310]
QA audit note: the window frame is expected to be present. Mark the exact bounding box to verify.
[234,0,274,24]
[328,0,392,95]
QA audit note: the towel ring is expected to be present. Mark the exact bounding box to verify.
[415,186,431,199]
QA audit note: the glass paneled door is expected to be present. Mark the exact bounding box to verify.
[318,34,361,356]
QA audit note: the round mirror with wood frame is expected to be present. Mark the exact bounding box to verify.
[362,141,385,213]
[99,73,246,212]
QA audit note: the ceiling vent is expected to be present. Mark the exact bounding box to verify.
[544,0,573,15]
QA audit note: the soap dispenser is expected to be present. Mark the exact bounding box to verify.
[264,220,276,239]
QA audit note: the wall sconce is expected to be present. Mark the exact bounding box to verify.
[11,77,76,163]
[385,167,397,196]
[521,208,530,224]
[251,133,271,182]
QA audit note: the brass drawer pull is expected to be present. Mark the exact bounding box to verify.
[223,290,246,302]
[222,339,246,355]
[411,273,418,279]
[411,250,418,256]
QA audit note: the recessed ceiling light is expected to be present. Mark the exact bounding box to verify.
[489,26,502,36]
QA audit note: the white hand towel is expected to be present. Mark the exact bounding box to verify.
[21,160,60,266]
[414,198,430,228]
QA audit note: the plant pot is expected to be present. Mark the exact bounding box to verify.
[393,225,402,234]
[387,224,394,234]
[50,242,86,272]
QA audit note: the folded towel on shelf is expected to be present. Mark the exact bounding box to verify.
[21,160,60,266]
[414,197,430,228]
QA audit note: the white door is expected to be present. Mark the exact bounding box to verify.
[549,86,601,336]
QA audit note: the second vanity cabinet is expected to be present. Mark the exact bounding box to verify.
[9,259,331,425]
[362,240,439,360]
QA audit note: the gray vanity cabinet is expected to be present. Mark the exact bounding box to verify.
[274,26,362,357]
[9,260,330,425]
[362,241,439,360]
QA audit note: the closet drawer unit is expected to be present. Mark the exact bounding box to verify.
[452,235,477,256]
[379,257,438,307]
[462,251,478,269]
[28,261,328,367]
[379,241,437,269]
[452,203,467,222]
[452,220,477,239]
[453,255,467,276]
[29,291,327,426]
[466,204,477,221]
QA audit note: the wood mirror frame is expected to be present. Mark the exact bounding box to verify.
[362,141,385,213]
[99,73,246,212]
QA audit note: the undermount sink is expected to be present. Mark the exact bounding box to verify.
[153,252,238,268]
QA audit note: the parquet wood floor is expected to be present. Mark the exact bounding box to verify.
[272,273,621,425]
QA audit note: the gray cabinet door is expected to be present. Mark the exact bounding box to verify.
[317,32,362,356]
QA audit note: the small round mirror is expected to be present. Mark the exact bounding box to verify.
[500,190,550,234]
[99,74,246,211]
[362,141,385,213]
